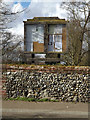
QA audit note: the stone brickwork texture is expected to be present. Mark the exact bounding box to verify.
[2,65,89,102]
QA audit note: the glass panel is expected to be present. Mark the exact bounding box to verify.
[49,25,62,34]
[48,35,54,52]
[54,25,62,34]
[49,25,55,34]
[54,35,62,52]
[48,35,62,52]
[26,25,34,51]
[32,25,44,43]
[26,25,44,52]
[49,35,54,45]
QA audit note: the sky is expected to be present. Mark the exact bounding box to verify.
[3,0,89,36]
[14,2,31,8]
[2,0,89,52]
[3,0,69,36]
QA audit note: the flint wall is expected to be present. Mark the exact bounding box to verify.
[2,65,89,102]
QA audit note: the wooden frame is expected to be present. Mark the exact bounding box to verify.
[48,34,63,52]
[23,17,67,64]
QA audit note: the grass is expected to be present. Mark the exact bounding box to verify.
[6,97,37,102]
[5,97,60,102]
[37,98,49,102]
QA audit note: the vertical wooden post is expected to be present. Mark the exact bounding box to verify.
[44,24,48,53]
[62,26,67,52]
[24,23,26,52]
[58,53,60,58]
[32,53,35,63]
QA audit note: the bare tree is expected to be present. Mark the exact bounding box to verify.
[0,1,25,63]
[61,1,90,65]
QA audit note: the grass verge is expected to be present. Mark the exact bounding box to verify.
[5,97,59,102]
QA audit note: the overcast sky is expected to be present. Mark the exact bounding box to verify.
[3,0,69,36]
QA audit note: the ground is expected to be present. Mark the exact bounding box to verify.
[2,100,89,119]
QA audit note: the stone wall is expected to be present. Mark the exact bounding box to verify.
[2,65,89,102]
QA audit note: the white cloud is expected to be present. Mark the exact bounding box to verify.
[9,23,24,36]
[27,1,67,19]
[3,0,14,3]
[49,3,67,18]
[3,0,30,2]
[3,1,67,36]
[12,2,23,13]
[5,2,25,36]
[2,0,90,3]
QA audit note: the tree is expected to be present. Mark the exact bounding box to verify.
[61,1,90,65]
[0,1,25,63]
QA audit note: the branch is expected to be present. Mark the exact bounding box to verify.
[83,10,90,34]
